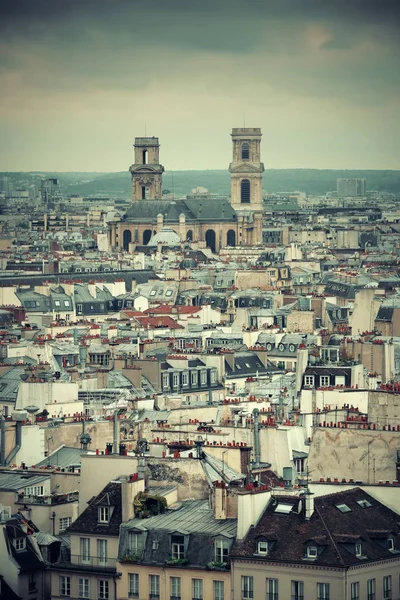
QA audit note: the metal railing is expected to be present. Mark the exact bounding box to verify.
[54,554,117,572]
[16,491,79,505]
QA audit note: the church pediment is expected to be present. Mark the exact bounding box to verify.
[229,162,264,174]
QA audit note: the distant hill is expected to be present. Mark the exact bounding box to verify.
[2,169,400,197]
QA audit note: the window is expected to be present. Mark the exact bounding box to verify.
[60,576,70,597]
[192,579,203,600]
[77,303,83,313]
[173,373,180,388]
[291,580,304,600]
[171,534,185,559]
[335,375,345,386]
[320,375,330,387]
[149,574,160,599]
[80,537,90,563]
[166,289,173,297]
[211,370,217,383]
[214,538,229,563]
[267,578,278,600]
[383,576,392,600]
[335,503,351,513]
[213,581,224,600]
[317,583,330,600]
[64,300,69,307]
[388,538,395,551]
[367,579,376,600]
[97,539,108,564]
[241,179,250,203]
[128,573,139,598]
[200,370,207,384]
[356,499,372,508]
[59,517,72,532]
[14,537,26,551]
[241,576,254,599]
[170,576,181,599]
[241,142,250,160]
[78,578,89,599]
[304,375,314,387]
[191,371,198,385]
[98,580,109,600]
[182,372,189,386]
[307,545,318,558]
[257,540,268,554]
[128,532,143,555]
[54,300,60,307]
[162,373,170,389]
[99,506,109,523]
[350,582,359,600]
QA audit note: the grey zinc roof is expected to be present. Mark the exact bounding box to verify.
[35,446,90,469]
[124,198,235,223]
[0,367,25,402]
[202,452,246,485]
[121,498,237,537]
[0,472,50,492]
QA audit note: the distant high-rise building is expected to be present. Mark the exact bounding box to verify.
[337,178,366,197]
[41,178,62,204]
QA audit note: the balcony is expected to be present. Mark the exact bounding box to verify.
[149,595,160,600]
[16,491,79,505]
[52,554,117,573]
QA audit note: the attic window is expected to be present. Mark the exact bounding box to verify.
[355,543,362,557]
[14,537,26,551]
[388,538,395,552]
[335,503,351,513]
[257,541,268,555]
[150,290,156,297]
[275,503,293,514]
[356,499,372,508]
[165,290,173,297]
[98,506,109,523]
[307,545,318,558]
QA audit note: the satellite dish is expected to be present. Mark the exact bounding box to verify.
[24,405,40,414]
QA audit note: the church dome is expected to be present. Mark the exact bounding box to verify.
[148,227,181,247]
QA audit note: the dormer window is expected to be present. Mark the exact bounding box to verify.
[355,543,362,557]
[171,534,185,559]
[98,506,109,524]
[307,545,318,558]
[388,538,395,552]
[14,537,26,551]
[257,541,268,555]
[214,538,229,563]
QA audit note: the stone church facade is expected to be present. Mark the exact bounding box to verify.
[108,128,264,252]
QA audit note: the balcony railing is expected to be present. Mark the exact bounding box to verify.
[53,554,117,573]
[16,491,79,505]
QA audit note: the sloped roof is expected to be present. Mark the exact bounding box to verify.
[231,487,400,566]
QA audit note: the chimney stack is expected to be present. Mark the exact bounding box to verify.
[305,489,314,520]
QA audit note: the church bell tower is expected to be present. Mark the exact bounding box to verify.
[229,128,264,212]
[129,137,164,202]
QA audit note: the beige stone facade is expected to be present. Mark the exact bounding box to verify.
[109,128,265,252]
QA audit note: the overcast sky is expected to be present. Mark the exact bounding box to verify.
[1,0,399,171]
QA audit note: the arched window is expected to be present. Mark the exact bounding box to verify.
[241,142,250,160]
[205,229,216,252]
[227,230,236,246]
[123,230,132,251]
[143,229,152,245]
[142,149,147,165]
[186,230,193,241]
[241,179,250,203]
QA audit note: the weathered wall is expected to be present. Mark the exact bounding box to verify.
[146,457,208,500]
[308,428,399,482]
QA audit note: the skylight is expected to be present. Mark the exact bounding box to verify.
[275,503,293,514]
[356,499,372,508]
[335,503,351,513]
